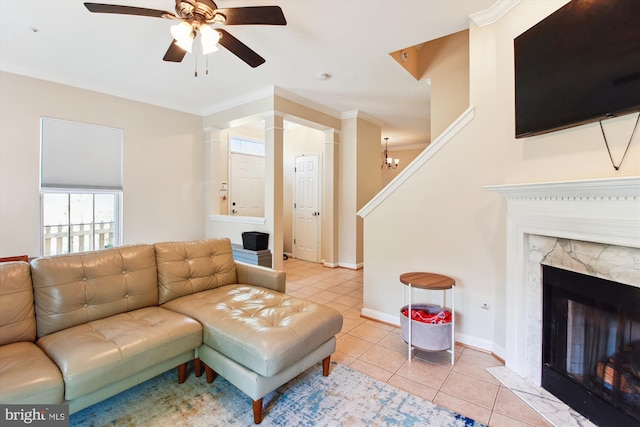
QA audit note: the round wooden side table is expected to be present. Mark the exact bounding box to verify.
[400,272,455,364]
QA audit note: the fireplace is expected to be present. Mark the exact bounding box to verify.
[542,265,640,426]
[486,177,640,425]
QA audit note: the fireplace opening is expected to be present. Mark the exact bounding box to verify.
[542,265,640,427]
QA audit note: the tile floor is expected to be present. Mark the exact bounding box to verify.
[283,258,553,427]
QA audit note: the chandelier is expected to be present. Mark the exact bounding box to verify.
[381,137,399,169]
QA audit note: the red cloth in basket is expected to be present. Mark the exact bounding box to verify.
[401,307,452,324]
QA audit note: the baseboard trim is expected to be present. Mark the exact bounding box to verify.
[322,261,339,268]
[338,262,363,270]
[361,308,399,326]
[361,308,503,362]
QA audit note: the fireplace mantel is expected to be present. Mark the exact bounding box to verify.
[485,177,640,381]
[485,176,640,200]
[486,177,640,249]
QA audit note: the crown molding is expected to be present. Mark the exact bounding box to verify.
[202,85,343,121]
[470,0,521,27]
[341,110,384,127]
[1,66,203,116]
[273,87,342,119]
[201,86,275,116]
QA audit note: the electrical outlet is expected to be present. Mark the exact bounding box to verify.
[481,301,490,310]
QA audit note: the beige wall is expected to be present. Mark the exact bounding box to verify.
[380,147,424,188]
[0,72,205,258]
[356,118,382,266]
[339,115,381,269]
[420,30,470,139]
[361,0,639,356]
[389,45,421,80]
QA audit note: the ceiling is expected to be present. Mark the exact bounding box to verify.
[0,0,496,149]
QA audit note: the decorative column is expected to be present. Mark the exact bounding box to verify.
[265,113,285,270]
[322,128,340,267]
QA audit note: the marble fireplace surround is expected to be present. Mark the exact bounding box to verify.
[485,177,640,425]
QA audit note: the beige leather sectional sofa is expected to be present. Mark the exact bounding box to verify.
[0,238,343,424]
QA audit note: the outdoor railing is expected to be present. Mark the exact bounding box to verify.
[44,223,115,256]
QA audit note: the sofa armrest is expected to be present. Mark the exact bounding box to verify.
[235,261,286,293]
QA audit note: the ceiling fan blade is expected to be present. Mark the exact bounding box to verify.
[216,29,265,68]
[215,6,287,25]
[84,3,174,19]
[163,40,188,62]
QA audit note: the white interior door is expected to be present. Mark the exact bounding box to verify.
[229,153,265,217]
[293,155,320,262]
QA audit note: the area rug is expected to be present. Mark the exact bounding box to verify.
[70,363,486,426]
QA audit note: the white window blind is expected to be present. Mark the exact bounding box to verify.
[41,117,123,189]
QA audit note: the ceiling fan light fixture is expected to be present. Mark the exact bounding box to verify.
[200,25,220,54]
[175,34,194,53]
[170,21,194,52]
[201,41,219,55]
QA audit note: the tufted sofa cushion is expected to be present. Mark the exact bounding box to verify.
[163,285,343,378]
[0,261,36,345]
[31,244,159,337]
[37,306,202,400]
[154,238,238,304]
[0,261,64,404]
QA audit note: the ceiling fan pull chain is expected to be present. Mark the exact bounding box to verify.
[194,55,198,78]
[599,112,639,170]
[206,55,209,75]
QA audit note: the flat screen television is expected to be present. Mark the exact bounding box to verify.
[514,0,640,138]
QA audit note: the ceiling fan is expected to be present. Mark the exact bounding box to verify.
[84,1,287,68]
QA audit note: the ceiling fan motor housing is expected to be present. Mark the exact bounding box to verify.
[175,0,218,22]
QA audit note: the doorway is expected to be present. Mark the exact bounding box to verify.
[229,152,265,216]
[293,154,321,262]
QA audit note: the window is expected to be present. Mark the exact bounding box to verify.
[42,191,120,256]
[230,136,265,156]
[40,118,123,256]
